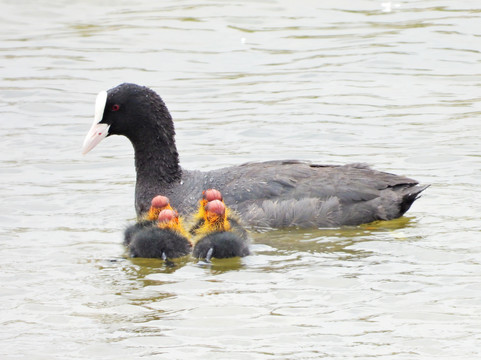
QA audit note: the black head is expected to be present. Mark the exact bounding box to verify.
[82,83,175,154]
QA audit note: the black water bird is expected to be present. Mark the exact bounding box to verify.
[192,200,250,260]
[82,83,428,228]
[128,209,192,259]
[123,195,173,246]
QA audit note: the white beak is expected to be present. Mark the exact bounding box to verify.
[82,122,110,154]
[81,90,109,155]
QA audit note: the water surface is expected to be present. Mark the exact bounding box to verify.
[1,1,480,359]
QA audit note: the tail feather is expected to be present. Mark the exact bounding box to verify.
[400,184,429,215]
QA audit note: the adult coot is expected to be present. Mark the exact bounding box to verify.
[82,83,428,228]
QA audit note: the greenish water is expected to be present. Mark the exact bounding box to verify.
[1,1,480,359]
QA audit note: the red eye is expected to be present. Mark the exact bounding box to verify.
[112,104,120,111]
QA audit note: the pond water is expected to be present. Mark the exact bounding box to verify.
[1,1,480,359]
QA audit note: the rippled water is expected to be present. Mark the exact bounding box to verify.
[1,1,481,359]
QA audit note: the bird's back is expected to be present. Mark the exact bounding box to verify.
[156,161,426,227]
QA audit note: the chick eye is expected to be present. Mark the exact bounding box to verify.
[111,104,120,111]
